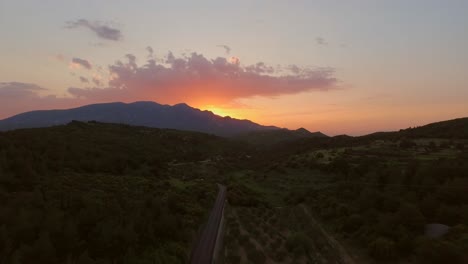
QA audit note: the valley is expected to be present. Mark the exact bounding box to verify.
[0,118,467,263]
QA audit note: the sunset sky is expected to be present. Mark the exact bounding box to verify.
[1,0,467,135]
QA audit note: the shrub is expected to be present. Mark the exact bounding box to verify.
[416,239,463,264]
[285,232,312,257]
[342,214,364,233]
[246,247,266,264]
[369,237,397,260]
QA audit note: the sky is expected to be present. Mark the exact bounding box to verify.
[0,0,467,135]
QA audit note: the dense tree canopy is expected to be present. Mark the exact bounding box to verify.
[0,122,246,263]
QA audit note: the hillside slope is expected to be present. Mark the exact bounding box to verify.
[0,122,249,263]
[235,127,328,145]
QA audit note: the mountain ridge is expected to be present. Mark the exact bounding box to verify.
[0,101,283,137]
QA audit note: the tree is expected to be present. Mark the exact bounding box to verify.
[436,205,460,226]
[416,239,463,264]
[77,250,96,264]
[10,249,22,264]
[400,139,416,149]
[26,231,58,264]
[420,195,439,220]
[285,232,312,257]
[58,219,80,261]
[397,204,425,232]
[369,237,397,260]
[342,214,364,233]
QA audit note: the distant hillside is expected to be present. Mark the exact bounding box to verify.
[251,117,468,163]
[0,101,279,137]
[364,117,468,140]
[235,127,328,145]
[398,117,468,139]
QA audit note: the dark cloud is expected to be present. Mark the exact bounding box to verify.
[316,37,328,46]
[68,52,337,105]
[79,76,89,83]
[66,19,122,41]
[71,58,92,70]
[217,45,231,54]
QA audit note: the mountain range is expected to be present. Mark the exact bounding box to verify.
[0,101,326,138]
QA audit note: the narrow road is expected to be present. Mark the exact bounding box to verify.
[190,184,226,264]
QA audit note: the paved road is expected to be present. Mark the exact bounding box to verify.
[190,184,226,264]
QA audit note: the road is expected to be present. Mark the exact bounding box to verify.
[190,184,227,264]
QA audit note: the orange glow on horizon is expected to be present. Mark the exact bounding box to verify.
[201,105,239,118]
[199,104,262,123]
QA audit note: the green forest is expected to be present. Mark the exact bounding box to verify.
[221,119,468,263]
[1,119,468,263]
[0,122,247,264]
[285,140,468,263]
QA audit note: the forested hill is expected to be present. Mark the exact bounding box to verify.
[397,117,468,139]
[234,127,328,145]
[364,117,468,140]
[0,121,248,263]
[247,117,468,164]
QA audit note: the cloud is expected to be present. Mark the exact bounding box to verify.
[54,54,66,62]
[66,19,122,41]
[229,56,240,65]
[316,37,328,46]
[217,45,231,54]
[92,77,102,86]
[288,64,301,74]
[0,82,46,97]
[79,76,89,83]
[0,51,338,118]
[68,52,337,106]
[146,46,154,58]
[245,62,274,74]
[71,58,92,70]
[0,82,84,119]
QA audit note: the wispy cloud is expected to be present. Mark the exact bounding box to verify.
[54,54,66,62]
[71,58,92,70]
[79,76,89,83]
[0,82,46,95]
[92,77,102,86]
[216,44,231,54]
[316,37,328,46]
[146,46,154,58]
[66,19,122,41]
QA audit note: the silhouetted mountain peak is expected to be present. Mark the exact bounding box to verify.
[295,127,311,134]
[173,103,191,108]
[0,101,280,137]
